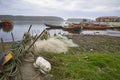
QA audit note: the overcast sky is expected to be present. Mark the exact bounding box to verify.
[0,0,120,19]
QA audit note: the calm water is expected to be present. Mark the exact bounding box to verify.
[0,23,68,42]
[0,23,120,42]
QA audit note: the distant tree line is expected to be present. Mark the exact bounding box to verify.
[0,15,64,21]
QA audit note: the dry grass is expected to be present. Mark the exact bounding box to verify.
[0,42,11,51]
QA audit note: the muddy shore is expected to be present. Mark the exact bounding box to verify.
[67,34,120,53]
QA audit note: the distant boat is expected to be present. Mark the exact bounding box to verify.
[44,23,115,33]
[83,23,108,30]
[45,23,82,33]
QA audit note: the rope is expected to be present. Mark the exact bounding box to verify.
[0,41,26,80]
[0,29,50,80]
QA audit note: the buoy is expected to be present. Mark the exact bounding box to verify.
[2,52,13,65]
[33,56,51,74]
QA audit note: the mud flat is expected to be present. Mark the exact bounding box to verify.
[67,34,120,53]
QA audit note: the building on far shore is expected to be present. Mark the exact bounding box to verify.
[96,16,120,22]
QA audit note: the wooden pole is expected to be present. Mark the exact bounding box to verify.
[28,25,32,33]
[1,38,5,52]
[11,32,15,42]
[27,29,46,51]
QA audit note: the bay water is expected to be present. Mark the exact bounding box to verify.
[0,22,120,42]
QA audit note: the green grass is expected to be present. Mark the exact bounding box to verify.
[1,37,120,80]
[41,51,120,80]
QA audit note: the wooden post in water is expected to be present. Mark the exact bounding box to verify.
[28,25,32,33]
[1,38,5,52]
[11,32,15,42]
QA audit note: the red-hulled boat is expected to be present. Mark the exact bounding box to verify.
[83,23,108,30]
[45,23,109,33]
[45,23,82,33]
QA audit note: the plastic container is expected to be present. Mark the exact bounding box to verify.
[33,57,51,74]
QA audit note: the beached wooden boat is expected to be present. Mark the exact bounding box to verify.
[45,23,109,33]
[83,23,108,30]
[45,23,82,33]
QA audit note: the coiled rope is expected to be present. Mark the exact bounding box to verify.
[0,41,26,80]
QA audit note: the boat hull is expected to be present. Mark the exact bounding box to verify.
[45,23,109,33]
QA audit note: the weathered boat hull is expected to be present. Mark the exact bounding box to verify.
[45,23,109,33]
[45,23,82,33]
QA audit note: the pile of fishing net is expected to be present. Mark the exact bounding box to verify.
[34,34,78,54]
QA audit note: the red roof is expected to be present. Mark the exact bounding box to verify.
[97,16,118,19]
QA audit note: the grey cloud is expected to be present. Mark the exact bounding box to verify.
[0,0,120,18]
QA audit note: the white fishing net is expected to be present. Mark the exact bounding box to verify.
[34,35,78,54]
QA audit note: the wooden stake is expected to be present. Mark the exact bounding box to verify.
[1,38,5,52]
[28,25,32,33]
[11,32,15,42]
[27,29,46,51]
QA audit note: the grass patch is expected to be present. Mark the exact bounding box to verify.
[41,51,120,80]
[1,35,120,80]
[0,42,11,51]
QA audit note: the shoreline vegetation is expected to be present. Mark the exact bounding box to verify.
[42,35,120,80]
[1,35,120,80]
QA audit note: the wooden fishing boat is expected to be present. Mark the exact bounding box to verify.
[45,23,63,29]
[83,23,108,30]
[45,23,82,33]
[45,23,109,33]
